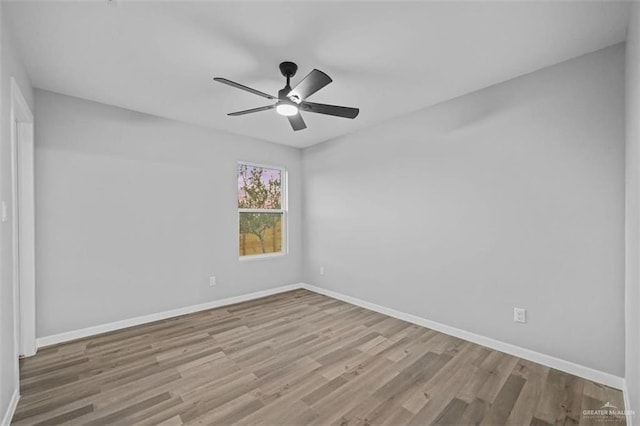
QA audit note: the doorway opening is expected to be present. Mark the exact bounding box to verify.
[10,77,36,392]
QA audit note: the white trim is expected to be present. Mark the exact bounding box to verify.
[624,381,634,426]
[34,281,625,391]
[36,284,301,348]
[239,252,287,262]
[17,122,36,357]
[238,208,285,214]
[10,78,33,122]
[10,78,36,359]
[237,160,284,170]
[300,283,625,390]
[1,389,19,426]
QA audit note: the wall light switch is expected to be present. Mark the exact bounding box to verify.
[209,276,217,287]
[320,266,325,276]
[514,308,526,323]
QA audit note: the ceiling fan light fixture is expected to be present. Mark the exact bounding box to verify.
[276,103,299,116]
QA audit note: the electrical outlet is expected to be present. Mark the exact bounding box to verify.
[514,308,526,323]
[209,276,217,287]
[320,266,325,276]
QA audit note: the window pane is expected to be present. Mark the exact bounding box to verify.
[237,164,282,209]
[239,212,283,256]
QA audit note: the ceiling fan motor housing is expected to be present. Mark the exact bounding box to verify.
[279,61,298,78]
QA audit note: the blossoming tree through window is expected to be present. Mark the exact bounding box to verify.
[238,163,286,257]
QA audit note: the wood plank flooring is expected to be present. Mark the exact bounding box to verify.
[13,289,625,425]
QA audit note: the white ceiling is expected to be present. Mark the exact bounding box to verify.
[5,1,630,148]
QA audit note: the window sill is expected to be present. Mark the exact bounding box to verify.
[239,252,287,262]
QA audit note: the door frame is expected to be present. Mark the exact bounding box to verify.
[10,77,36,372]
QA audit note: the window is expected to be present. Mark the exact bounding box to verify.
[238,163,286,258]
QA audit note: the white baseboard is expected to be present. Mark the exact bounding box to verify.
[34,281,624,391]
[36,284,302,348]
[1,389,19,426]
[300,283,625,390]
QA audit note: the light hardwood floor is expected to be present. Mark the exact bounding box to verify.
[13,289,625,425]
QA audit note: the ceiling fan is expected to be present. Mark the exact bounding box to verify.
[214,61,359,131]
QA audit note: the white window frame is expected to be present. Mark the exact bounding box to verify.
[238,161,288,261]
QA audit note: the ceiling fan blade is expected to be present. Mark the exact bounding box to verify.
[227,105,275,116]
[287,113,307,131]
[214,77,276,100]
[300,102,359,119]
[288,69,332,101]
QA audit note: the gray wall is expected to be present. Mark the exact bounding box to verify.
[626,3,640,415]
[0,4,34,421]
[34,90,302,337]
[303,44,625,376]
